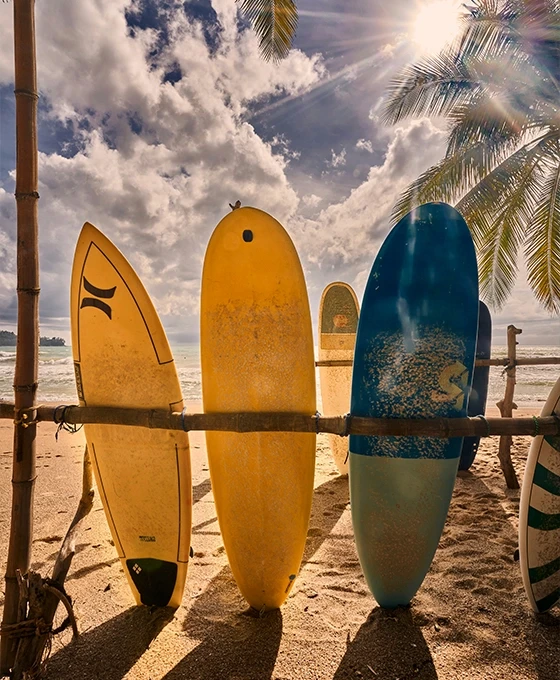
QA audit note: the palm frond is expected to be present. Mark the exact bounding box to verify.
[381,51,482,125]
[524,149,560,312]
[237,0,298,62]
[445,93,527,156]
[391,139,509,223]
[456,2,518,60]
[385,0,560,313]
[475,146,547,308]
[457,131,556,250]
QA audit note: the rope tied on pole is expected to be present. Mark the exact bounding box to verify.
[477,415,491,437]
[342,414,351,437]
[0,617,53,680]
[0,618,51,639]
[314,411,321,435]
[12,382,38,393]
[52,405,83,441]
[13,404,42,429]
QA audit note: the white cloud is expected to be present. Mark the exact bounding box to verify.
[1,1,557,347]
[302,194,322,208]
[269,135,301,162]
[292,117,560,346]
[356,139,373,153]
[328,148,347,168]
[491,262,560,345]
[0,4,14,84]
[0,0,325,339]
[297,119,448,275]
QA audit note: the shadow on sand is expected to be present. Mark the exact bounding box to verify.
[44,474,349,679]
[162,474,350,679]
[302,474,349,563]
[333,607,438,679]
[44,479,215,678]
[44,605,175,679]
[162,568,283,680]
[192,477,212,505]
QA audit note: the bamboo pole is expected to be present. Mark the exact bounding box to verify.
[496,325,523,489]
[0,403,558,438]
[316,357,560,367]
[1,0,40,674]
[504,357,560,366]
[11,448,94,680]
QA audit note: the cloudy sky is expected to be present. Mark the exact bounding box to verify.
[0,0,558,347]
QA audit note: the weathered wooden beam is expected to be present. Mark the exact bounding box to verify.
[496,325,523,489]
[509,357,560,366]
[0,403,557,439]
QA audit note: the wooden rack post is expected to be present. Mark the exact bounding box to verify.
[496,325,523,489]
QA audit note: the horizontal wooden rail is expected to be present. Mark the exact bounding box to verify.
[506,357,560,366]
[0,403,558,439]
[316,357,560,368]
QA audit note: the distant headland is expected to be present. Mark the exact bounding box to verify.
[0,330,65,347]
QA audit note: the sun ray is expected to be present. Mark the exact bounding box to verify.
[411,1,462,55]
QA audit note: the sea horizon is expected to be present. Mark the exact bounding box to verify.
[0,342,559,409]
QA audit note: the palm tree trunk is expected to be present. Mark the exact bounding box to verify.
[0,0,40,674]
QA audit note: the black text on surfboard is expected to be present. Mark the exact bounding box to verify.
[80,277,117,319]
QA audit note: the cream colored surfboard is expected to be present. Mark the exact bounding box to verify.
[318,282,359,475]
[71,223,191,608]
[201,206,316,610]
[519,375,560,613]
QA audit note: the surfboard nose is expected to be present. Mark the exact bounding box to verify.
[126,558,178,607]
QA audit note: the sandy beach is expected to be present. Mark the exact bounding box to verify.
[0,403,559,679]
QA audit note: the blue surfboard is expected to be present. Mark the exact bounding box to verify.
[459,300,492,471]
[349,202,478,608]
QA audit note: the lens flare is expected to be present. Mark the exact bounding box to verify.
[412,1,462,55]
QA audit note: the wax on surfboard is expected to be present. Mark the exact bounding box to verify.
[200,206,316,610]
[71,222,192,608]
[318,282,360,475]
[349,202,478,608]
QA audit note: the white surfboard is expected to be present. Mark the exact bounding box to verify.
[519,375,560,613]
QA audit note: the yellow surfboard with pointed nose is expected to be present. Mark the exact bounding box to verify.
[71,223,192,608]
[201,207,316,610]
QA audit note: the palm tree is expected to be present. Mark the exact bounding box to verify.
[238,0,298,61]
[383,0,560,312]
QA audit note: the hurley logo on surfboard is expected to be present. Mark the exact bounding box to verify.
[80,277,117,319]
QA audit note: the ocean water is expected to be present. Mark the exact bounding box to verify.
[0,344,558,409]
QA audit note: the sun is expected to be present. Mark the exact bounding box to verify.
[411,1,462,55]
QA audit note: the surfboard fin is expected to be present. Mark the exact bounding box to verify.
[126,558,178,607]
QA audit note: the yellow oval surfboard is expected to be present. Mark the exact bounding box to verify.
[71,223,192,608]
[201,206,316,610]
[318,282,360,475]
